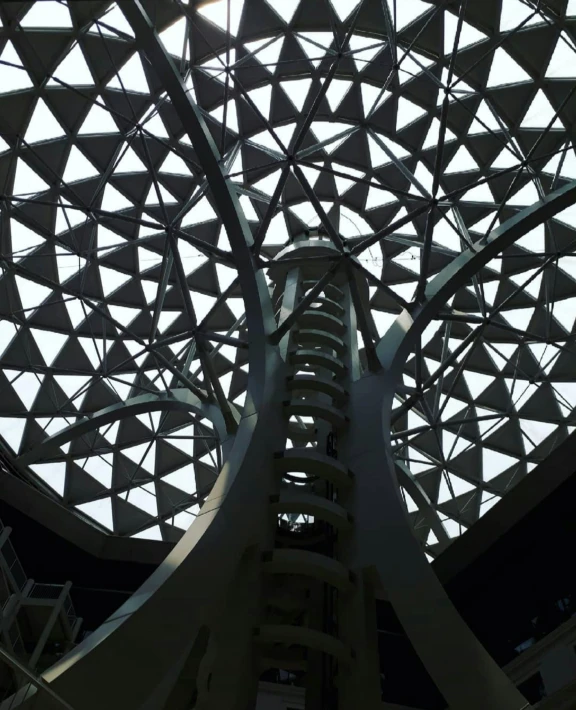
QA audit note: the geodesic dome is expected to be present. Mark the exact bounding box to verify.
[1,0,576,553]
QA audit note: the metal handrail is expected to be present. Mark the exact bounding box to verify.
[1,542,26,593]
[28,584,64,601]
[0,644,77,710]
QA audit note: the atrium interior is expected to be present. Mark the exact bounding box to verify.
[0,0,576,708]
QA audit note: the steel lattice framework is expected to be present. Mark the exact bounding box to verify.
[1,1,576,708]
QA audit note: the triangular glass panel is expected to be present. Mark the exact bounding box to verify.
[508,180,539,206]
[281,78,312,111]
[6,370,43,410]
[157,310,181,333]
[191,292,217,322]
[296,32,333,69]
[330,0,362,21]
[266,0,300,23]
[396,97,426,131]
[107,53,149,93]
[462,181,494,203]
[48,44,94,86]
[55,199,86,233]
[502,307,533,331]
[25,98,65,143]
[141,281,158,305]
[108,305,139,328]
[62,146,99,182]
[348,34,384,72]
[360,83,390,117]
[546,34,576,79]
[30,328,67,367]
[138,246,164,272]
[31,462,66,496]
[308,121,349,153]
[520,419,556,447]
[64,298,86,329]
[78,101,118,135]
[10,219,44,262]
[132,525,163,541]
[553,297,576,331]
[13,159,49,196]
[491,146,521,169]
[559,255,576,280]
[55,245,86,283]
[500,0,541,32]
[82,454,113,489]
[263,212,290,244]
[55,374,91,406]
[0,322,18,359]
[197,50,235,84]
[159,17,188,59]
[140,109,169,139]
[198,0,245,36]
[520,89,563,129]
[468,100,502,135]
[113,144,147,173]
[0,417,26,453]
[159,151,193,176]
[91,4,134,38]
[15,275,51,314]
[209,99,239,133]
[123,442,156,474]
[422,118,457,150]
[365,185,396,210]
[181,196,217,226]
[253,122,296,153]
[21,1,72,28]
[479,491,500,515]
[444,12,488,54]
[509,267,542,299]
[333,164,364,195]
[246,85,273,120]
[98,224,126,256]
[390,0,430,31]
[487,48,531,88]
[516,224,545,253]
[482,448,518,480]
[76,498,114,530]
[101,184,133,212]
[323,77,353,112]
[542,147,576,179]
[437,471,475,503]
[99,265,131,297]
[144,183,177,206]
[391,206,417,235]
[0,41,33,93]
[464,370,494,397]
[445,145,479,174]
[78,337,105,369]
[398,49,434,86]
[245,36,283,72]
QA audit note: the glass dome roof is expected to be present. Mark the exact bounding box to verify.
[1,0,576,553]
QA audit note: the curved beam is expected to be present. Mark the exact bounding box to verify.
[17,389,232,468]
[395,461,451,552]
[382,180,576,558]
[3,5,286,710]
[347,180,576,710]
[378,179,576,372]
